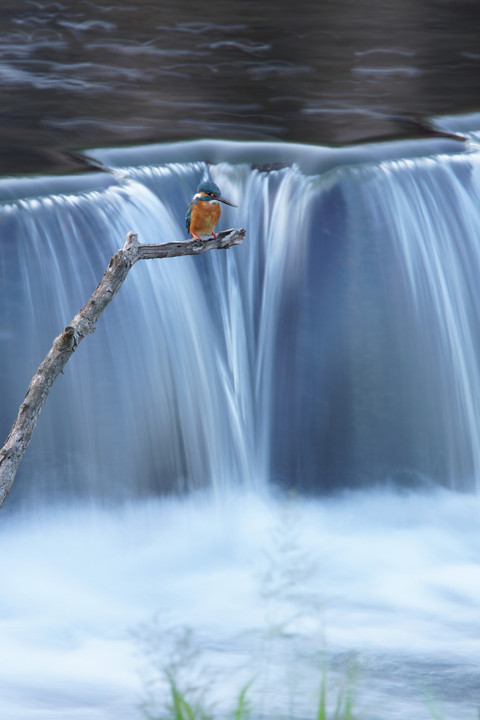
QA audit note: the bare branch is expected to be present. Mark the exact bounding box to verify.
[0,228,246,508]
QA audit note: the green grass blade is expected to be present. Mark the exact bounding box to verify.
[332,685,345,720]
[233,681,253,720]
[316,664,327,720]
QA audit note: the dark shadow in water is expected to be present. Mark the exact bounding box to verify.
[1,0,480,173]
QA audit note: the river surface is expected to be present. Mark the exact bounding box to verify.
[1,0,480,173]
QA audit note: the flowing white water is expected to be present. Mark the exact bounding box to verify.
[4,142,480,498]
[1,488,480,719]
[1,159,320,501]
[338,151,480,488]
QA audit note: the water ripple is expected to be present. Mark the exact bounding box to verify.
[84,40,205,58]
[248,61,312,78]
[56,19,117,32]
[206,40,271,54]
[352,65,423,78]
[355,48,416,58]
[166,22,249,34]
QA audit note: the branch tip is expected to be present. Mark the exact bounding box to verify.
[124,231,139,249]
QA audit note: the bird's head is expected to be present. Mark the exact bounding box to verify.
[196,181,237,207]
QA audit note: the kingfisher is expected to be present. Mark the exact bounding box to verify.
[185,180,237,239]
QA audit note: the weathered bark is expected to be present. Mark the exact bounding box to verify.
[0,228,245,508]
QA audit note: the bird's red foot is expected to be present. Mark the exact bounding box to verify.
[212,231,217,238]
[191,232,200,239]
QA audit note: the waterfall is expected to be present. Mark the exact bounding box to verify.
[2,137,480,503]
[342,152,480,489]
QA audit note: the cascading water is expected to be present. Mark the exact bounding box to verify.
[1,160,318,502]
[1,129,480,720]
[2,137,480,502]
[344,152,480,489]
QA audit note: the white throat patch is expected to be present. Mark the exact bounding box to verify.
[194,192,219,204]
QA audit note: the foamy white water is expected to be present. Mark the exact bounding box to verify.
[1,488,480,719]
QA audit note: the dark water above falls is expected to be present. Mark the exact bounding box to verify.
[1,0,480,174]
[2,119,480,716]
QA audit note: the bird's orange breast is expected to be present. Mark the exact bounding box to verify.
[189,200,221,236]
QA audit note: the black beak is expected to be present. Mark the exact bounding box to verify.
[217,195,237,207]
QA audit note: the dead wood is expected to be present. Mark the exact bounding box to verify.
[0,228,245,508]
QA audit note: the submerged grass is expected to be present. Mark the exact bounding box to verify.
[143,658,476,720]
[317,658,358,720]
[144,672,359,720]
[137,497,362,720]
[157,679,253,720]
[140,631,360,720]
[137,497,473,720]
